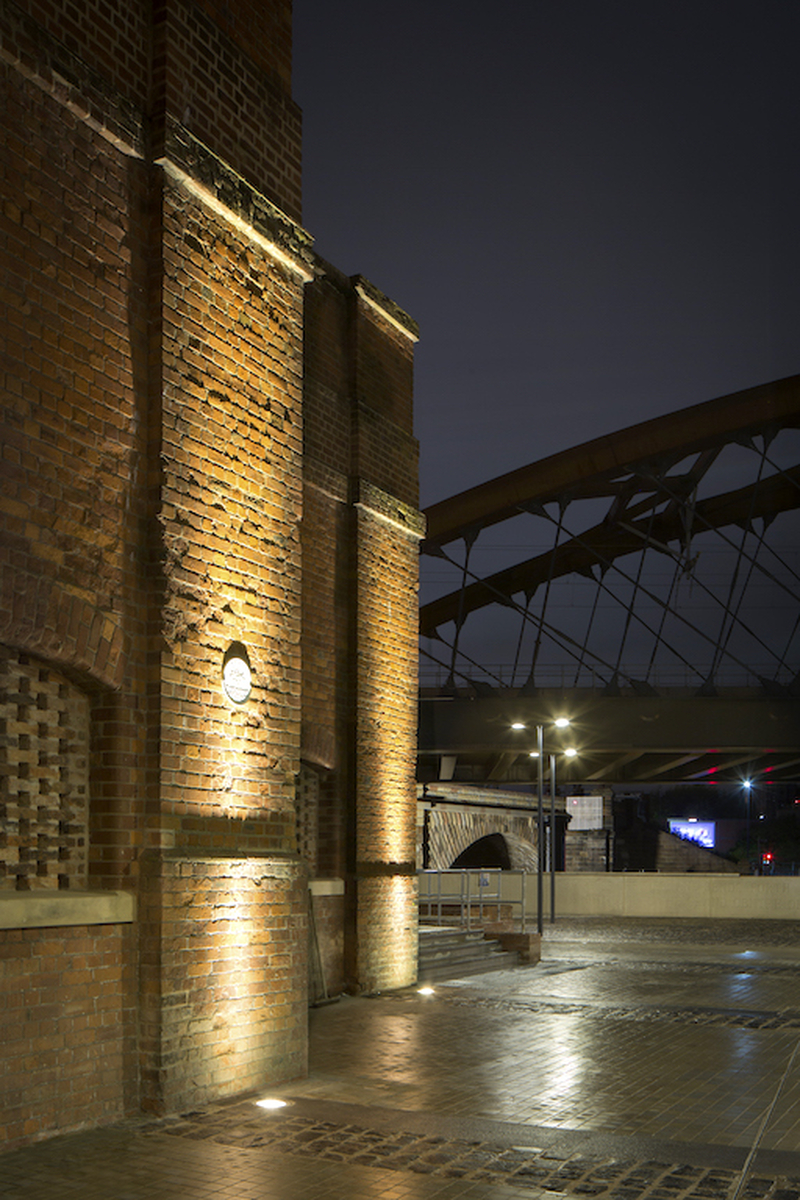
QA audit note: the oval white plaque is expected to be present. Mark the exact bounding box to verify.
[223,655,252,704]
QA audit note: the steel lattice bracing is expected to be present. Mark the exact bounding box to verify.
[419,376,800,786]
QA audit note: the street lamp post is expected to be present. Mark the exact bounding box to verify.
[743,779,752,871]
[514,718,574,935]
[531,718,572,934]
[549,752,556,925]
[536,724,544,935]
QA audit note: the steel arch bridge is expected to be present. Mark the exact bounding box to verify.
[418,375,800,788]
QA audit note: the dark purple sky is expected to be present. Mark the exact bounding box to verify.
[293,1,800,511]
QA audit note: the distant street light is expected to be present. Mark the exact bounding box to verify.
[516,718,574,934]
[743,779,753,871]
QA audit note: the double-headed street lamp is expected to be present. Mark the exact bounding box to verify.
[512,718,577,934]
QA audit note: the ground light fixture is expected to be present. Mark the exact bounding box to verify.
[255,1098,289,1110]
[417,986,435,996]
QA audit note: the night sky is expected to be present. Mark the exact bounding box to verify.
[293,1,800,511]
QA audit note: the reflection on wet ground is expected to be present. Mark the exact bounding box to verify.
[3,917,800,1200]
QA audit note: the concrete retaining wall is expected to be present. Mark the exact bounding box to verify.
[422,871,800,922]
[542,873,800,920]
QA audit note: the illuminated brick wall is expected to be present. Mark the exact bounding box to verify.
[0,0,420,1144]
[302,272,423,993]
[2,0,300,220]
[139,853,307,1114]
[156,166,306,855]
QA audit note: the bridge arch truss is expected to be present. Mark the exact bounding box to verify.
[419,376,800,786]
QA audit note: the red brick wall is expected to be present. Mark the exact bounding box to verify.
[3,0,301,220]
[1,0,422,1144]
[156,171,305,855]
[0,922,137,1150]
[139,853,307,1114]
[302,269,422,992]
[0,47,152,895]
[350,496,421,991]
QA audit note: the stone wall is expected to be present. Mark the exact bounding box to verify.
[565,830,611,873]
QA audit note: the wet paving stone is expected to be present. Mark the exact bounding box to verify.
[151,1111,800,1199]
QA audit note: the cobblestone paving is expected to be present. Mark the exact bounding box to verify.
[153,1109,800,1200]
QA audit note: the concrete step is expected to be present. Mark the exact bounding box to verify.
[418,926,522,982]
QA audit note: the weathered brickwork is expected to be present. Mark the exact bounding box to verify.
[0,41,153,903]
[157,173,304,850]
[0,649,90,890]
[151,4,301,220]
[350,499,422,991]
[1,0,421,1147]
[139,853,306,1114]
[0,921,137,1148]
[2,0,300,220]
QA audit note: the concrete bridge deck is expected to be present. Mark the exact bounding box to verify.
[4,917,800,1200]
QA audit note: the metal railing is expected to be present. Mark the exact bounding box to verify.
[418,868,526,932]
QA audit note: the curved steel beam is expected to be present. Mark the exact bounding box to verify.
[422,374,800,552]
[420,466,800,636]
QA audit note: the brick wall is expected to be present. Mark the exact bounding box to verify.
[349,493,421,991]
[421,807,540,873]
[654,831,739,874]
[3,0,301,220]
[1,0,421,1144]
[139,853,306,1114]
[565,829,610,872]
[301,268,422,992]
[156,168,305,855]
[0,921,137,1150]
[0,649,90,891]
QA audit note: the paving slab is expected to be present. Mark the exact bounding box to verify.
[3,918,800,1200]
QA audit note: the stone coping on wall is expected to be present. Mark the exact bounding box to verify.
[0,890,135,929]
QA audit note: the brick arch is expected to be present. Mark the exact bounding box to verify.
[427,808,539,871]
[0,582,127,691]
